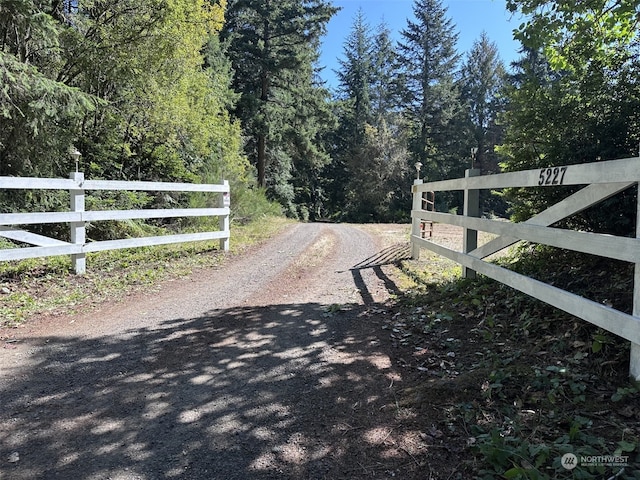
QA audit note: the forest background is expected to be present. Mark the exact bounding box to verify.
[1,0,639,239]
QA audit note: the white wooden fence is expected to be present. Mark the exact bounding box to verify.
[410,156,640,380]
[0,172,230,274]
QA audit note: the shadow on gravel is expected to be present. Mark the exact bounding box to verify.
[349,244,411,303]
[0,255,438,480]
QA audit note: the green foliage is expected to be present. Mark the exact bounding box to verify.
[342,122,410,222]
[273,62,336,220]
[4,0,639,231]
[0,0,265,240]
[498,1,640,233]
[459,32,509,216]
[397,243,640,478]
[506,0,640,72]
[371,22,404,121]
[336,9,374,141]
[471,418,623,479]
[230,187,282,222]
[84,190,166,241]
[498,46,640,233]
[611,385,638,402]
[0,52,96,138]
[68,0,241,184]
[459,33,507,174]
[328,11,411,222]
[0,0,99,180]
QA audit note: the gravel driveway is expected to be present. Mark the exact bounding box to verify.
[0,223,430,480]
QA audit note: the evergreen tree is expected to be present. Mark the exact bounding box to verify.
[222,0,338,198]
[336,9,373,141]
[329,9,373,220]
[370,21,410,216]
[331,11,410,221]
[459,32,506,176]
[458,33,508,215]
[285,60,336,221]
[0,0,96,225]
[370,21,403,124]
[264,53,335,218]
[0,0,96,178]
[398,0,463,188]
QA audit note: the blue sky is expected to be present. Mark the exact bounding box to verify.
[319,0,525,89]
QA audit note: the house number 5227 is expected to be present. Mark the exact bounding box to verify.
[538,166,568,186]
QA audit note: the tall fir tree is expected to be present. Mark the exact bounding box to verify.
[398,0,464,187]
[272,50,336,219]
[459,32,508,215]
[325,8,373,219]
[221,0,337,201]
[336,9,373,141]
[370,21,410,216]
[459,32,507,176]
[331,11,410,221]
[332,10,373,219]
[370,21,403,124]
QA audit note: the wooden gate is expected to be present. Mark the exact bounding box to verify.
[410,156,640,380]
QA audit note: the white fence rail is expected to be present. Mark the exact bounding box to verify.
[0,172,230,274]
[410,156,640,380]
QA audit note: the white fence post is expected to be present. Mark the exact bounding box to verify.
[69,172,86,274]
[411,178,424,259]
[463,168,480,278]
[631,181,640,381]
[219,180,230,252]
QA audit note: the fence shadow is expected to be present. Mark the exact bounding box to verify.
[349,243,411,303]
[350,243,412,271]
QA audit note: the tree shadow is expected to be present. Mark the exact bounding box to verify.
[0,250,437,480]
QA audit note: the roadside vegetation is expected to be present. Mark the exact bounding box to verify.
[392,244,640,479]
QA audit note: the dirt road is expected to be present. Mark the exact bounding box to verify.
[0,223,432,480]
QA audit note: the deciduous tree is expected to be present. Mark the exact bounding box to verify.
[507,0,640,71]
[498,46,640,234]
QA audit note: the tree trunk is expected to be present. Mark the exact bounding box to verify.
[257,2,270,189]
[257,134,266,188]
